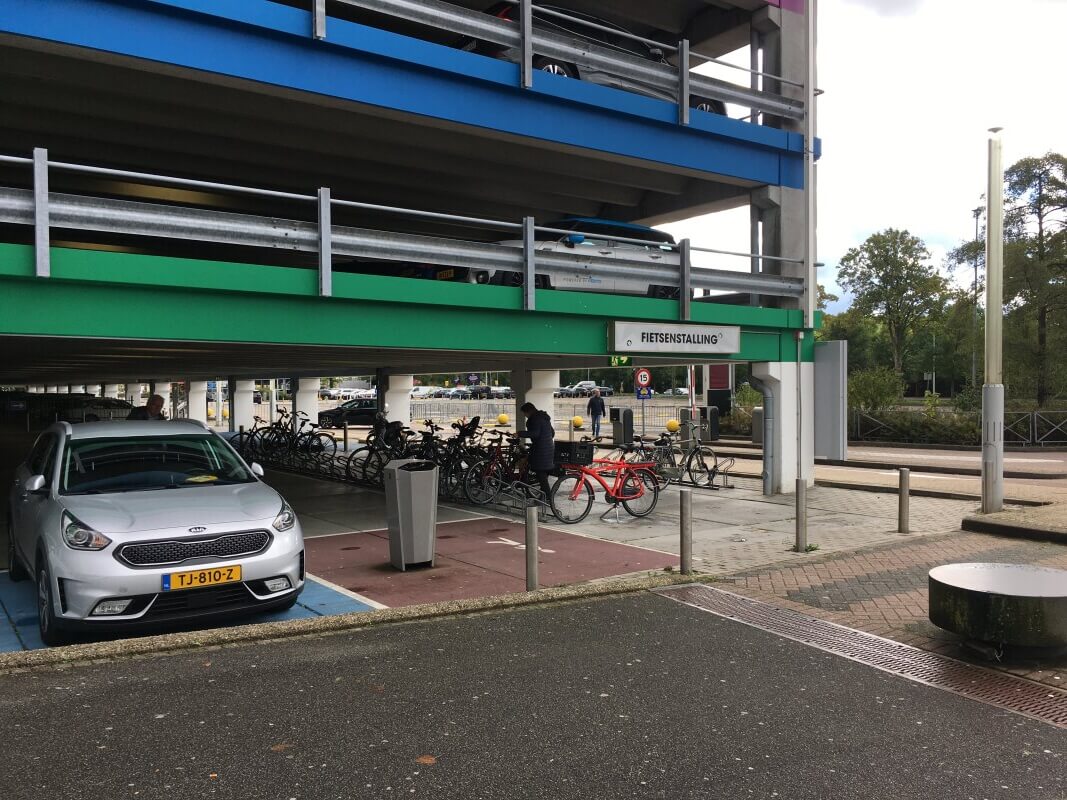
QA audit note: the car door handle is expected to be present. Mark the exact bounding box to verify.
[598,250,611,255]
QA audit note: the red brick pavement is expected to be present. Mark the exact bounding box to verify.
[722,531,1067,689]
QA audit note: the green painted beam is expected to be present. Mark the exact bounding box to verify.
[0,244,813,361]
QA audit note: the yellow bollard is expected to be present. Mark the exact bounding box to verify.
[571,415,584,430]
[497,413,510,426]
[666,419,680,433]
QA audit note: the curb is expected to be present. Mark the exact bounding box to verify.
[0,571,715,673]
[960,516,1067,545]
[812,478,1049,506]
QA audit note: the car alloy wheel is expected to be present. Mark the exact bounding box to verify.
[37,560,65,646]
[6,520,26,581]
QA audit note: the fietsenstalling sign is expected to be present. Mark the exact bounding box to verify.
[610,322,741,354]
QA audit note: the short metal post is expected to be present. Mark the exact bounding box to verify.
[343,421,349,451]
[239,425,245,436]
[795,478,808,552]
[525,503,538,591]
[898,468,910,533]
[318,187,332,297]
[33,147,50,278]
[313,0,326,39]
[522,216,535,311]
[519,0,533,88]
[677,39,690,125]
[679,488,692,575]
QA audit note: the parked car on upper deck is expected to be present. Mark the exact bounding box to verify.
[462,4,727,117]
[6,420,304,645]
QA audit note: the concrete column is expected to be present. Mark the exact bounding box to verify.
[151,382,173,419]
[752,359,814,492]
[103,384,120,399]
[291,377,321,427]
[44,385,57,393]
[125,382,142,404]
[187,381,209,424]
[513,368,559,432]
[381,374,413,426]
[231,379,255,432]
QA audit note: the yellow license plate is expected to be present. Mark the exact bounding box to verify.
[162,565,242,592]
[436,269,455,280]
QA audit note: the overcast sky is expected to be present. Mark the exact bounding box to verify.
[659,0,1067,312]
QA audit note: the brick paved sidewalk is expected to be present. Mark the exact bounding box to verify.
[720,530,1067,689]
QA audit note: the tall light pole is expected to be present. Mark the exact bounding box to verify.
[982,128,1005,513]
[971,206,982,388]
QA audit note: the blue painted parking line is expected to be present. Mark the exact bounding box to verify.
[0,570,375,652]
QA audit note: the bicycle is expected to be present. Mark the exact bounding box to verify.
[550,452,659,524]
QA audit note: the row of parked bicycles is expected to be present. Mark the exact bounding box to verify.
[230,408,734,524]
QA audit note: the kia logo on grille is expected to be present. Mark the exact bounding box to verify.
[189,526,207,533]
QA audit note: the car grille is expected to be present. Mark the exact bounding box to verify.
[117,530,271,567]
[146,584,254,617]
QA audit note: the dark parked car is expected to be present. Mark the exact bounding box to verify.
[318,398,381,428]
[596,386,615,397]
[468,385,492,399]
[463,4,726,116]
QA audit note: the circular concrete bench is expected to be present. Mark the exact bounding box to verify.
[929,563,1067,648]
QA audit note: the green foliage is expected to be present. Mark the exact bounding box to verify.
[922,390,941,419]
[851,409,981,446]
[847,367,902,412]
[734,383,762,411]
[953,383,981,413]
[837,229,949,373]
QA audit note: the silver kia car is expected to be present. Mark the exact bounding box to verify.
[6,420,304,645]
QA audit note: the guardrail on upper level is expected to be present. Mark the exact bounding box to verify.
[307,0,806,125]
[0,148,806,316]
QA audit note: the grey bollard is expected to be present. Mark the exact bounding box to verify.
[679,488,693,575]
[525,503,539,591]
[898,468,910,533]
[343,422,349,452]
[795,478,808,552]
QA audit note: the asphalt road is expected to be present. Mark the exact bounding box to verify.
[0,593,1063,800]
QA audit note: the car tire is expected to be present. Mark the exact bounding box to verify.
[6,518,26,581]
[533,57,576,78]
[36,557,68,647]
[690,96,726,116]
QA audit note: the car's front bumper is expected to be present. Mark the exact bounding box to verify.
[47,526,305,629]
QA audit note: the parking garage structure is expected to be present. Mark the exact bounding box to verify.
[0,0,822,494]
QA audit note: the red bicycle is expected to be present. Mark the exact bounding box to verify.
[550,456,660,524]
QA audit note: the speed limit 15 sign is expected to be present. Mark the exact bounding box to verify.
[634,368,652,389]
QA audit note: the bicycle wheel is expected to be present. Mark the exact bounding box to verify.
[654,449,681,486]
[439,459,469,500]
[363,450,388,487]
[686,447,714,487]
[306,432,337,457]
[621,468,659,517]
[345,446,370,483]
[550,473,594,524]
[464,458,504,506]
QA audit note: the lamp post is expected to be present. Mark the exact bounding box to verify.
[971,206,982,388]
[981,128,1005,514]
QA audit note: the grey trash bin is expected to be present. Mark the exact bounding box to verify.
[752,407,764,445]
[384,459,439,571]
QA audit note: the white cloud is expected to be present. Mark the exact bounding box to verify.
[660,0,1066,316]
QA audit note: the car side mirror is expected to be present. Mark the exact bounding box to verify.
[250,462,265,477]
[564,233,585,247]
[23,474,46,494]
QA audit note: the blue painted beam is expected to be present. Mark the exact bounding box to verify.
[1,0,810,188]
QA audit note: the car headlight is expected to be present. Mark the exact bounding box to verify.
[62,512,112,551]
[272,501,296,532]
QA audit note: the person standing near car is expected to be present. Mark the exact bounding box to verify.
[126,394,167,420]
[520,402,555,500]
[586,389,606,438]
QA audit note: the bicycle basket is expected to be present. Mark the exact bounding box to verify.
[554,441,595,466]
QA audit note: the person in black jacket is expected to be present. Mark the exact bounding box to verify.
[586,389,606,437]
[520,402,555,500]
[127,394,166,420]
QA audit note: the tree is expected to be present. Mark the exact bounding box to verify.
[816,283,839,310]
[1003,153,1067,406]
[836,229,949,373]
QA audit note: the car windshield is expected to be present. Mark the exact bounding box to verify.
[61,434,255,495]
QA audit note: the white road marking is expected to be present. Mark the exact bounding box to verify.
[848,451,1063,464]
[306,573,388,610]
[486,536,556,554]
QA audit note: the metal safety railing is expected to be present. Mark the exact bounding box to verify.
[850,409,1067,447]
[0,148,807,313]
[307,0,807,124]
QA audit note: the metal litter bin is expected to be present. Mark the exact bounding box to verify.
[752,407,764,445]
[609,407,633,445]
[384,459,439,571]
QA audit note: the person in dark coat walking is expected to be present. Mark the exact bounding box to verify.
[586,389,606,437]
[520,402,555,500]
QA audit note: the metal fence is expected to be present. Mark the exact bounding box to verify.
[851,409,1067,447]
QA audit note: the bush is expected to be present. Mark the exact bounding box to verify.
[953,383,981,413]
[734,383,762,411]
[850,408,980,446]
[848,367,903,412]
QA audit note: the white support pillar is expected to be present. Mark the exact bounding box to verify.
[292,377,321,427]
[103,384,120,399]
[187,381,209,424]
[231,379,255,432]
[752,360,814,492]
[125,382,142,404]
[513,368,560,432]
[45,385,57,393]
[381,374,413,426]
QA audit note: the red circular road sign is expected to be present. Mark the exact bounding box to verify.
[634,368,652,388]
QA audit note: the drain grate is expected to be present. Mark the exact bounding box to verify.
[654,584,1067,729]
